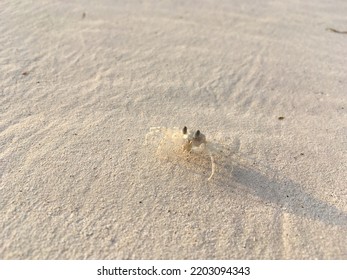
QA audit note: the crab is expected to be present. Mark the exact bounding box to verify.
[145,126,218,180]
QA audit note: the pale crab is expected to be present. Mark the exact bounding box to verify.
[145,126,223,180]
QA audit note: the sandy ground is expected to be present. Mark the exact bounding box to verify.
[0,0,346,259]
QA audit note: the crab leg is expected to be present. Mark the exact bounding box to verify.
[207,151,215,180]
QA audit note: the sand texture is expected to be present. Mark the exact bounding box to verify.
[1,0,346,259]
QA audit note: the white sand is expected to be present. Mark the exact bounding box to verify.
[0,0,346,259]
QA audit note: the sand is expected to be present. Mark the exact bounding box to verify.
[0,0,346,259]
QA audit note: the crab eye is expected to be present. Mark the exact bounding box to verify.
[194,130,200,138]
[182,126,188,134]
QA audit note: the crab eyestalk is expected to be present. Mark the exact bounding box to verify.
[182,126,192,152]
[191,130,206,148]
[182,126,188,135]
[194,130,200,138]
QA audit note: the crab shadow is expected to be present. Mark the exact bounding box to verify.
[214,160,347,227]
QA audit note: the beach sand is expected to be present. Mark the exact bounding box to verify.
[0,0,346,259]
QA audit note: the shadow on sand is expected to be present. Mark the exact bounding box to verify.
[214,158,347,227]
